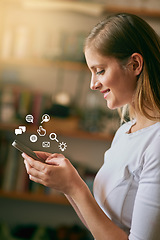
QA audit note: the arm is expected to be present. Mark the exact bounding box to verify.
[22,153,128,240]
[68,180,128,240]
[128,144,160,240]
[64,194,89,229]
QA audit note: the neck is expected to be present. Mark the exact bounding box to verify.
[130,113,157,133]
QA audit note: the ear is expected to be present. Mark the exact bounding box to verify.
[130,53,143,76]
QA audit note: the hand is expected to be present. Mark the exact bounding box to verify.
[34,151,52,161]
[37,126,46,136]
[22,153,85,197]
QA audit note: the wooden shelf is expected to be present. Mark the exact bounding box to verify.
[0,190,70,205]
[22,1,105,17]
[104,5,160,18]
[0,118,114,142]
[1,0,160,18]
[0,58,88,71]
[21,0,160,18]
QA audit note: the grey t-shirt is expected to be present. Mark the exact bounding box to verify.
[94,121,160,240]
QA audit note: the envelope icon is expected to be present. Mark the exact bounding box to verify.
[42,141,50,148]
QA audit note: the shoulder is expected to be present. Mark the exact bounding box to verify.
[144,134,160,164]
[141,133,160,180]
[145,123,160,158]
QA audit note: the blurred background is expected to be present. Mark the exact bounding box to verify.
[0,0,160,239]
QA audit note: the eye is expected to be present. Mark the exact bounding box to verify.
[96,69,105,75]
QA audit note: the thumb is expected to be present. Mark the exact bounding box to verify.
[34,151,51,161]
[45,157,60,166]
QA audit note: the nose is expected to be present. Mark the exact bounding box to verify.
[90,78,102,90]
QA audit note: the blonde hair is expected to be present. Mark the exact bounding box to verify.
[84,13,160,122]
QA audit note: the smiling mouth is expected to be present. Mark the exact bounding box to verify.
[101,89,110,98]
[101,89,110,93]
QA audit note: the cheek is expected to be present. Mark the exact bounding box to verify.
[109,79,136,106]
[102,66,123,87]
[102,71,114,87]
[114,81,136,106]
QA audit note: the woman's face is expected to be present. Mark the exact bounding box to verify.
[85,48,137,110]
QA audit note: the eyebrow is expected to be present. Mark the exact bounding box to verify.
[90,64,106,69]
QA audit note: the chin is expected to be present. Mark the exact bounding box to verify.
[106,102,119,110]
[106,99,126,110]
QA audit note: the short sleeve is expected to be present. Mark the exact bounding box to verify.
[129,140,160,240]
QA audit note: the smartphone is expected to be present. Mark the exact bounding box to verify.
[12,140,42,161]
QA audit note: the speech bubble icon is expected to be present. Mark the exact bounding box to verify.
[26,114,34,123]
[15,128,23,135]
[19,126,26,132]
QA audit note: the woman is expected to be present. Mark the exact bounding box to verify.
[22,13,160,240]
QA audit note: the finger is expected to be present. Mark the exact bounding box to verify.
[24,159,30,173]
[29,174,53,188]
[29,175,44,185]
[24,160,55,188]
[45,156,64,165]
[24,159,46,181]
[46,153,64,161]
[22,153,48,172]
[22,153,31,161]
[34,151,52,160]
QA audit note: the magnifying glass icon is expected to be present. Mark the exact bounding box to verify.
[49,133,59,142]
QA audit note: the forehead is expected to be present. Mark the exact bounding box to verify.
[85,48,117,69]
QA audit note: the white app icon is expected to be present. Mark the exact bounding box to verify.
[15,126,26,135]
[37,126,46,136]
[30,134,38,143]
[49,133,59,142]
[59,142,67,152]
[26,114,34,123]
[42,141,50,148]
[41,114,50,124]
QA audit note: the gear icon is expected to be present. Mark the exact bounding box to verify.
[59,142,67,152]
